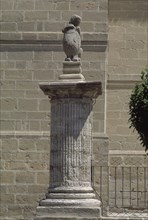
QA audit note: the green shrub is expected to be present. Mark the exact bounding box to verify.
[129,68,148,152]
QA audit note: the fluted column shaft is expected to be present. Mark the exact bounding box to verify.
[49,97,93,189]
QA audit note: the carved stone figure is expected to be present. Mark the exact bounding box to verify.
[62,15,82,61]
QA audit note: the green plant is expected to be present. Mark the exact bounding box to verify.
[129,68,148,152]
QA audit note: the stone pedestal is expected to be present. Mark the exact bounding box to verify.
[59,61,85,81]
[35,63,102,220]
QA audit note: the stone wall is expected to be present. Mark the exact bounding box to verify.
[107,1,148,216]
[107,0,148,165]
[0,134,50,219]
[0,1,108,219]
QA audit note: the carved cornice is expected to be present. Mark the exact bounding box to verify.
[109,150,146,156]
[39,81,102,99]
[0,32,108,52]
[0,131,50,138]
[107,79,141,90]
[0,40,107,52]
[0,131,107,139]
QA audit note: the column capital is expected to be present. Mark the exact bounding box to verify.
[39,81,102,99]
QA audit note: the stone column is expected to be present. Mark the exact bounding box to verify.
[50,97,93,190]
[35,62,102,220]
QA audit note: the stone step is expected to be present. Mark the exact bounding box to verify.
[39,198,101,207]
[35,217,100,220]
[36,206,101,218]
[46,192,96,199]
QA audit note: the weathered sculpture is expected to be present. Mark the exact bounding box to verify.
[62,14,83,61]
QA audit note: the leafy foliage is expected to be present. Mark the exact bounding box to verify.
[129,68,148,152]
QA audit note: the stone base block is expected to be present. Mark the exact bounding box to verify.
[35,206,101,220]
[35,194,101,220]
[62,61,82,74]
[58,61,85,81]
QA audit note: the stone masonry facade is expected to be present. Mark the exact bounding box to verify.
[0,0,148,219]
[107,0,148,166]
